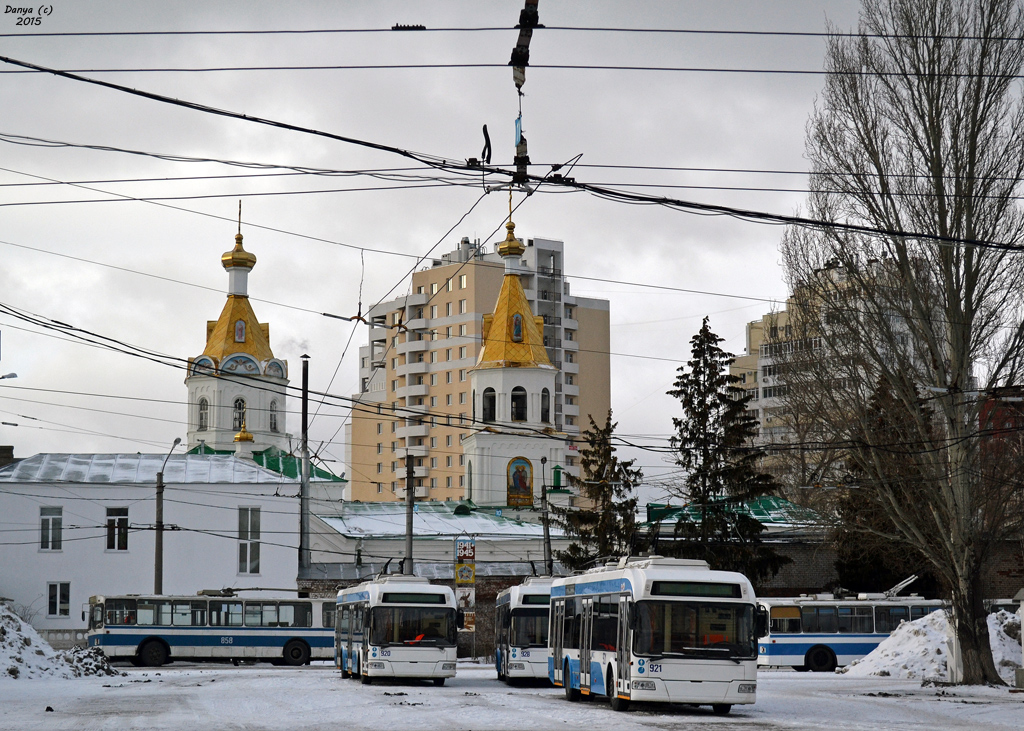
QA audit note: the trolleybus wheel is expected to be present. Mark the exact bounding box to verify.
[282,640,310,667]
[433,678,446,687]
[607,670,630,712]
[563,661,580,702]
[712,704,732,715]
[138,640,168,668]
[805,646,837,673]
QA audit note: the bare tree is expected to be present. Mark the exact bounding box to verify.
[779,0,1024,684]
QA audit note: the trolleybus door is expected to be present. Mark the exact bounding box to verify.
[616,595,631,697]
[580,598,593,694]
[552,600,564,685]
[345,606,355,673]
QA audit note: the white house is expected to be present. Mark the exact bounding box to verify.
[0,452,303,647]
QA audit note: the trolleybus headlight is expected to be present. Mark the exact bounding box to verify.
[368,662,386,670]
[631,680,656,691]
[738,683,757,694]
[442,663,457,671]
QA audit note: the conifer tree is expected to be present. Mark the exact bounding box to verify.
[664,317,788,584]
[553,410,643,571]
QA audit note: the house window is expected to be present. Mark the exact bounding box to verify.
[446,394,453,406]
[446,456,452,467]
[430,478,437,488]
[40,507,62,551]
[232,398,246,430]
[459,274,467,289]
[376,443,383,454]
[459,299,467,314]
[459,347,467,359]
[482,388,496,423]
[197,398,209,431]
[376,483,383,494]
[446,349,452,361]
[377,422,383,435]
[430,305,438,318]
[238,507,260,574]
[430,437,437,448]
[106,508,129,551]
[511,386,528,421]
[47,582,70,617]
[430,457,438,468]
[377,463,383,474]
[446,302,453,317]
[459,324,467,336]
[541,388,551,422]
[430,374,437,386]
[446,476,452,488]
[459,369,466,381]
[431,283,438,295]
[446,435,452,447]
[269,400,279,433]
[459,454,465,466]
[447,278,453,292]
[459,392,466,404]
[446,372,453,384]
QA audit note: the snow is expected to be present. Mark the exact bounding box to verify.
[1,664,1023,730]
[0,604,120,680]
[0,453,298,484]
[841,609,1022,684]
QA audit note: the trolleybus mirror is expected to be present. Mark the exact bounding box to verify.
[456,609,465,629]
[755,606,769,638]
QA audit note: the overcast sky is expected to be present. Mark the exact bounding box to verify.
[0,1,863,499]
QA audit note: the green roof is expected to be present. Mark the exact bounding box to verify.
[643,496,819,528]
[186,444,345,482]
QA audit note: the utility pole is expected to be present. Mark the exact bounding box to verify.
[540,456,552,576]
[404,446,416,575]
[299,355,311,571]
[154,436,181,595]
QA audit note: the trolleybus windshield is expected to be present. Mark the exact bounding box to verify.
[634,601,756,659]
[369,606,457,646]
[511,607,549,647]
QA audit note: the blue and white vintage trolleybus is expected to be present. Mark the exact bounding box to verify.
[549,557,766,714]
[336,575,460,685]
[757,593,945,671]
[495,575,554,683]
[86,592,335,667]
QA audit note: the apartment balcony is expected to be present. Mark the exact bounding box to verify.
[400,402,429,415]
[404,293,429,307]
[405,318,428,331]
[397,339,429,355]
[396,423,429,439]
[396,444,428,459]
[561,360,579,374]
[397,383,429,399]
[562,403,580,417]
[562,339,579,351]
[562,383,580,397]
[396,361,429,376]
[397,485,431,499]
[562,318,578,330]
[368,325,389,342]
[522,288,537,301]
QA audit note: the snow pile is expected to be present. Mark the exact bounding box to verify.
[1,603,119,680]
[841,608,1022,684]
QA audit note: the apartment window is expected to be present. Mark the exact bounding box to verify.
[459,347,467,359]
[565,306,574,319]
[106,508,129,551]
[459,274,467,289]
[459,392,466,405]
[446,476,453,488]
[430,457,438,468]
[429,396,437,407]
[459,299,467,314]
[430,374,437,386]
[566,416,576,426]
[232,398,246,430]
[238,507,260,574]
[430,437,437,448]
[565,374,574,385]
[47,582,70,617]
[446,456,452,467]
[445,349,452,362]
[444,435,452,448]
[566,330,575,341]
[445,326,452,338]
[376,483,383,494]
[446,278,453,292]
[269,400,280,433]
[459,324,467,336]
[391,461,397,473]
[391,380,398,393]
[376,443,383,454]
[430,477,437,489]
[376,462,383,474]
[391,482,397,492]
[416,286,425,294]
[377,422,383,435]
[565,351,575,363]
[392,358,398,369]
[459,369,467,382]
[565,395,576,405]
[446,302,453,317]
[391,422,396,433]
[459,454,465,466]
[197,398,209,431]
[431,283,438,295]
[459,475,465,487]
[459,414,467,425]
[430,305,438,318]
[446,371,453,385]
[393,312,402,325]
[446,394,452,406]
[40,507,62,551]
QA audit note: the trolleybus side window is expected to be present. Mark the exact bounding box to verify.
[837,606,874,633]
[137,600,173,626]
[911,605,938,621]
[769,606,801,634]
[209,601,243,626]
[172,601,208,626]
[801,606,838,633]
[592,598,618,652]
[278,602,313,628]
[105,598,137,626]
[874,605,909,633]
[323,603,336,630]
[562,599,579,649]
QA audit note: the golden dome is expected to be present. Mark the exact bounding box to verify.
[496,219,525,258]
[222,232,257,270]
[234,421,254,442]
[474,268,553,370]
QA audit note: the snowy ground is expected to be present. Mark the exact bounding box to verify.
[1,663,1022,731]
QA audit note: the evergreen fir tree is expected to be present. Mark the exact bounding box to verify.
[553,410,643,571]
[663,317,789,585]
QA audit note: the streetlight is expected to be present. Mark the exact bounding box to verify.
[540,456,552,576]
[154,437,181,595]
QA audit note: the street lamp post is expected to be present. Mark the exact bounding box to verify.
[154,437,182,595]
[540,456,552,576]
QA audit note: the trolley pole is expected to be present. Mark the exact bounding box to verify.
[299,355,311,571]
[540,456,552,575]
[154,437,181,595]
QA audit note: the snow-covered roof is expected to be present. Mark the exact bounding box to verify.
[0,453,298,484]
[643,496,820,531]
[317,501,564,540]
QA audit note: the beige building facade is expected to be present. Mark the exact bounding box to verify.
[344,234,610,503]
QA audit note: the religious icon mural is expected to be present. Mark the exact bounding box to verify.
[511,313,523,343]
[234,319,246,343]
[506,456,534,507]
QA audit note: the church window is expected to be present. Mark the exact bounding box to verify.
[482,388,496,423]
[238,507,260,574]
[198,398,209,431]
[511,387,528,421]
[233,398,246,430]
[269,401,279,433]
[234,320,246,343]
[541,388,551,423]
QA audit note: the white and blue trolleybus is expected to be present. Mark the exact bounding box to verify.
[495,575,553,683]
[757,593,945,671]
[549,557,766,714]
[86,592,335,667]
[336,575,460,685]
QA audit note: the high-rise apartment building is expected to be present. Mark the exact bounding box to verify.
[344,234,610,502]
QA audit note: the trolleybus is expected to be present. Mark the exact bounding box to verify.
[757,594,945,671]
[495,575,553,683]
[86,592,335,667]
[550,556,766,714]
[336,574,460,685]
